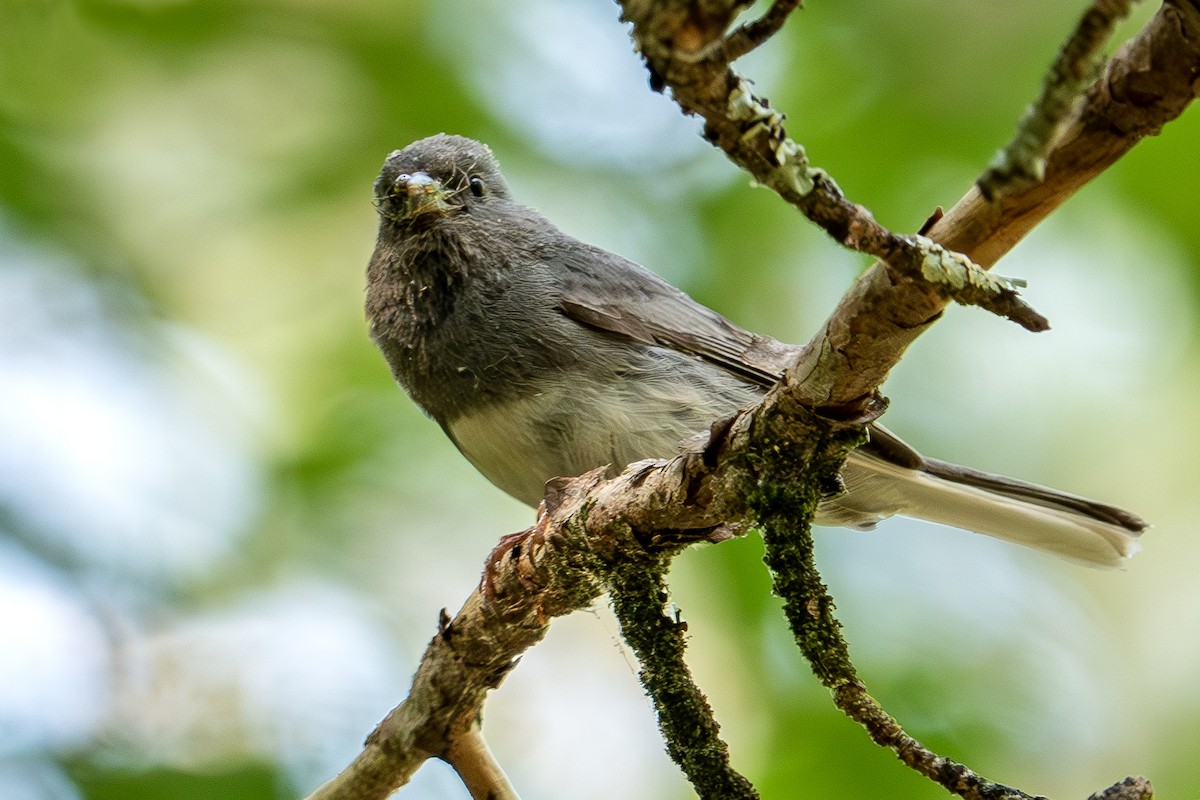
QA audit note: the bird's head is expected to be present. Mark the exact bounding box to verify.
[374,134,511,226]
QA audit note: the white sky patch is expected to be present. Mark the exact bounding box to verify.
[106,580,409,794]
[432,0,782,171]
[0,239,264,582]
[0,543,111,756]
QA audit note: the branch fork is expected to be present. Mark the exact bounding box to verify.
[309,1,1200,798]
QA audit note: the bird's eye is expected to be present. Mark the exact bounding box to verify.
[468,176,485,197]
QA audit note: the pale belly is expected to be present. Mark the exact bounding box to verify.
[446,374,758,507]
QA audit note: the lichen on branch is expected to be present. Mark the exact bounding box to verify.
[309,2,1200,799]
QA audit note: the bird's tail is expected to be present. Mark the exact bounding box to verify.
[831,453,1147,568]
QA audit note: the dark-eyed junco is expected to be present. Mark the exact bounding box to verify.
[366,134,1145,567]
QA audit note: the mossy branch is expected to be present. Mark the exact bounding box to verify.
[607,549,759,799]
[745,404,1048,800]
[620,0,1050,331]
[310,3,1198,799]
[979,0,1139,200]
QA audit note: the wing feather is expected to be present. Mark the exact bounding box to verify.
[552,243,794,388]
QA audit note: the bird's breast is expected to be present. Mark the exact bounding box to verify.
[445,357,761,506]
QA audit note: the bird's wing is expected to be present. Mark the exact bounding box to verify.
[547,236,1147,553]
[549,239,932,469]
[552,242,795,388]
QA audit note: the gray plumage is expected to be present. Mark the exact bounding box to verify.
[366,134,1146,567]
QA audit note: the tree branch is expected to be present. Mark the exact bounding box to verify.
[309,2,1198,798]
[607,548,758,798]
[979,0,1139,200]
[444,724,521,800]
[622,0,1051,333]
[787,0,1200,409]
[306,370,870,799]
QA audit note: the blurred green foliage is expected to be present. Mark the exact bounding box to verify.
[1,2,1198,800]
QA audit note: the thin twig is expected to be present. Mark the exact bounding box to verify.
[695,0,803,63]
[608,550,758,799]
[978,0,1140,200]
[444,724,521,800]
[760,513,1042,800]
[741,400,1137,800]
[623,1,1050,331]
[783,0,1200,408]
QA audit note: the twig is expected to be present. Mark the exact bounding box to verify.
[607,550,758,799]
[783,0,1200,409]
[743,382,1152,800]
[622,0,1050,331]
[978,0,1140,200]
[693,0,803,63]
[444,724,521,800]
[748,446,1044,799]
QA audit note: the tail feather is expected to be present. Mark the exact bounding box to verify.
[922,457,1148,533]
[827,451,1147,568]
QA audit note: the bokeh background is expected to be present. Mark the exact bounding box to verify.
[2,1,1198,798]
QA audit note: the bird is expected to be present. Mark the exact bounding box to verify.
[365,133,1146,568]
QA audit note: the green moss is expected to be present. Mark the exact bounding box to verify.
[599,397,870,797]
[608,550,759,799]
[552,509,607,609]
[738,402,867,693]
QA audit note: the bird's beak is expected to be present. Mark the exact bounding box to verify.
[389,171,453,221]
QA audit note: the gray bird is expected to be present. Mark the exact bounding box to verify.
[366,134,1146,567]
